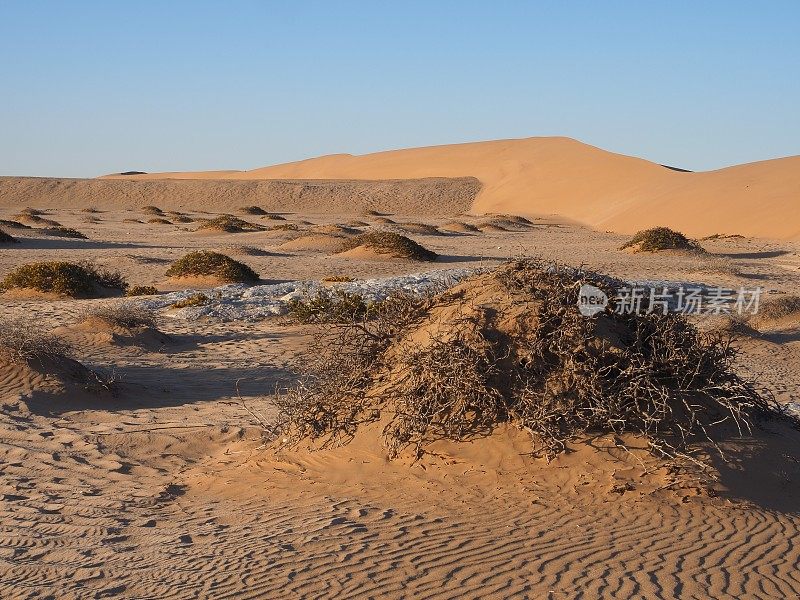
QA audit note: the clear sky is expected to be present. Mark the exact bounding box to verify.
[1,1,798,177]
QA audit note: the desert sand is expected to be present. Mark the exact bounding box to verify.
[1,142,800,599]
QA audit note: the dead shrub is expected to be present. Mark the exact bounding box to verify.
[270,259,793,465]
[83,302,158,330]
[0,317,70,363]
[287,289,371,324]
[39,226,88,239]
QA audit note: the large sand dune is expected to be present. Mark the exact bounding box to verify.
[101,137,800,240]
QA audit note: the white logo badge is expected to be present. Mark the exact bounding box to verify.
[578,284,608,317]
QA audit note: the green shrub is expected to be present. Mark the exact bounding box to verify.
[126,285,159,297]
[620,227,704,253]
[172,293,209,308]
[0,261,127,297]
[337,232,438,261]
[165,251,259,283]
[196,215,266,233]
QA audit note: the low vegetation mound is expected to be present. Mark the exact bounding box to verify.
[621,227,704,253]
[126,285,159,296]
[141,205,164,215]
[172,292,209,308]
[82,302,158,330]
[753,295,800,328]
[0,262,127,298]
[196,215,266,233]
[272,259,793,464]
[0,219,31,229]
[0,230,19,244]
[147,218,172,225]
[336,232,438,261]
[0,317,112,396]
[240,205,268,215]
[165,251,259,283]
[39,226,87,239]
[15,214,61,227]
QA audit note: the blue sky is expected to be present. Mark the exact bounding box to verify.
[1,1,798,177]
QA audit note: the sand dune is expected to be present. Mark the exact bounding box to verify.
[101,137,800,240]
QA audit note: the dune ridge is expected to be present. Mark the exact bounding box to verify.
[2,137,798,239]
[101,137,800,240]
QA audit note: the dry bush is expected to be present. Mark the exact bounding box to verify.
[0,317,70,363]
[271,259,793,465]
[621,227,704,253]
[240,205,268,215]
[39,226,87,239]
[263,214,287,221]
[757,295,800,322]
[0,230,19,244]
[126,285,159,296]
[322,275,354,283]
[0,261,127,297]
[80,207,100,213]
[147,218,172,225]
[336,232,438,261]
[287,289,371,324]
[123,218,143,224]
[196,215,266,233]
[172,293,209,308]
[0,219,30,229]
[269,223,299,231]
[141,205,164,215]
[172,215,194,223]
[83,302,158,330]
[15,214,62,227]
[165,251,259,283]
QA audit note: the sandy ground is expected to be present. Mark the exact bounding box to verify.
[1,207,800,599]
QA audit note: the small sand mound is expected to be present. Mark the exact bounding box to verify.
[38,226,88,239]
[147,218,172,225]
[0,230,19,243]
[476,217,532,231]
[239,205,268,215]
[310,224,360,236]
[335,232,438,262]
[395,222,442,235]
[62,312,171,349]
[14,214,61,227]
[440,221,480,233]
[219,245,271,257]
[272,259,793,464]
[0,320,110,402]
[621,227,704,253]
[752,295,800,330]
[0,219,31,230]
[279,233,350,252]
[371,216,396,224]
[344,220,370,228]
